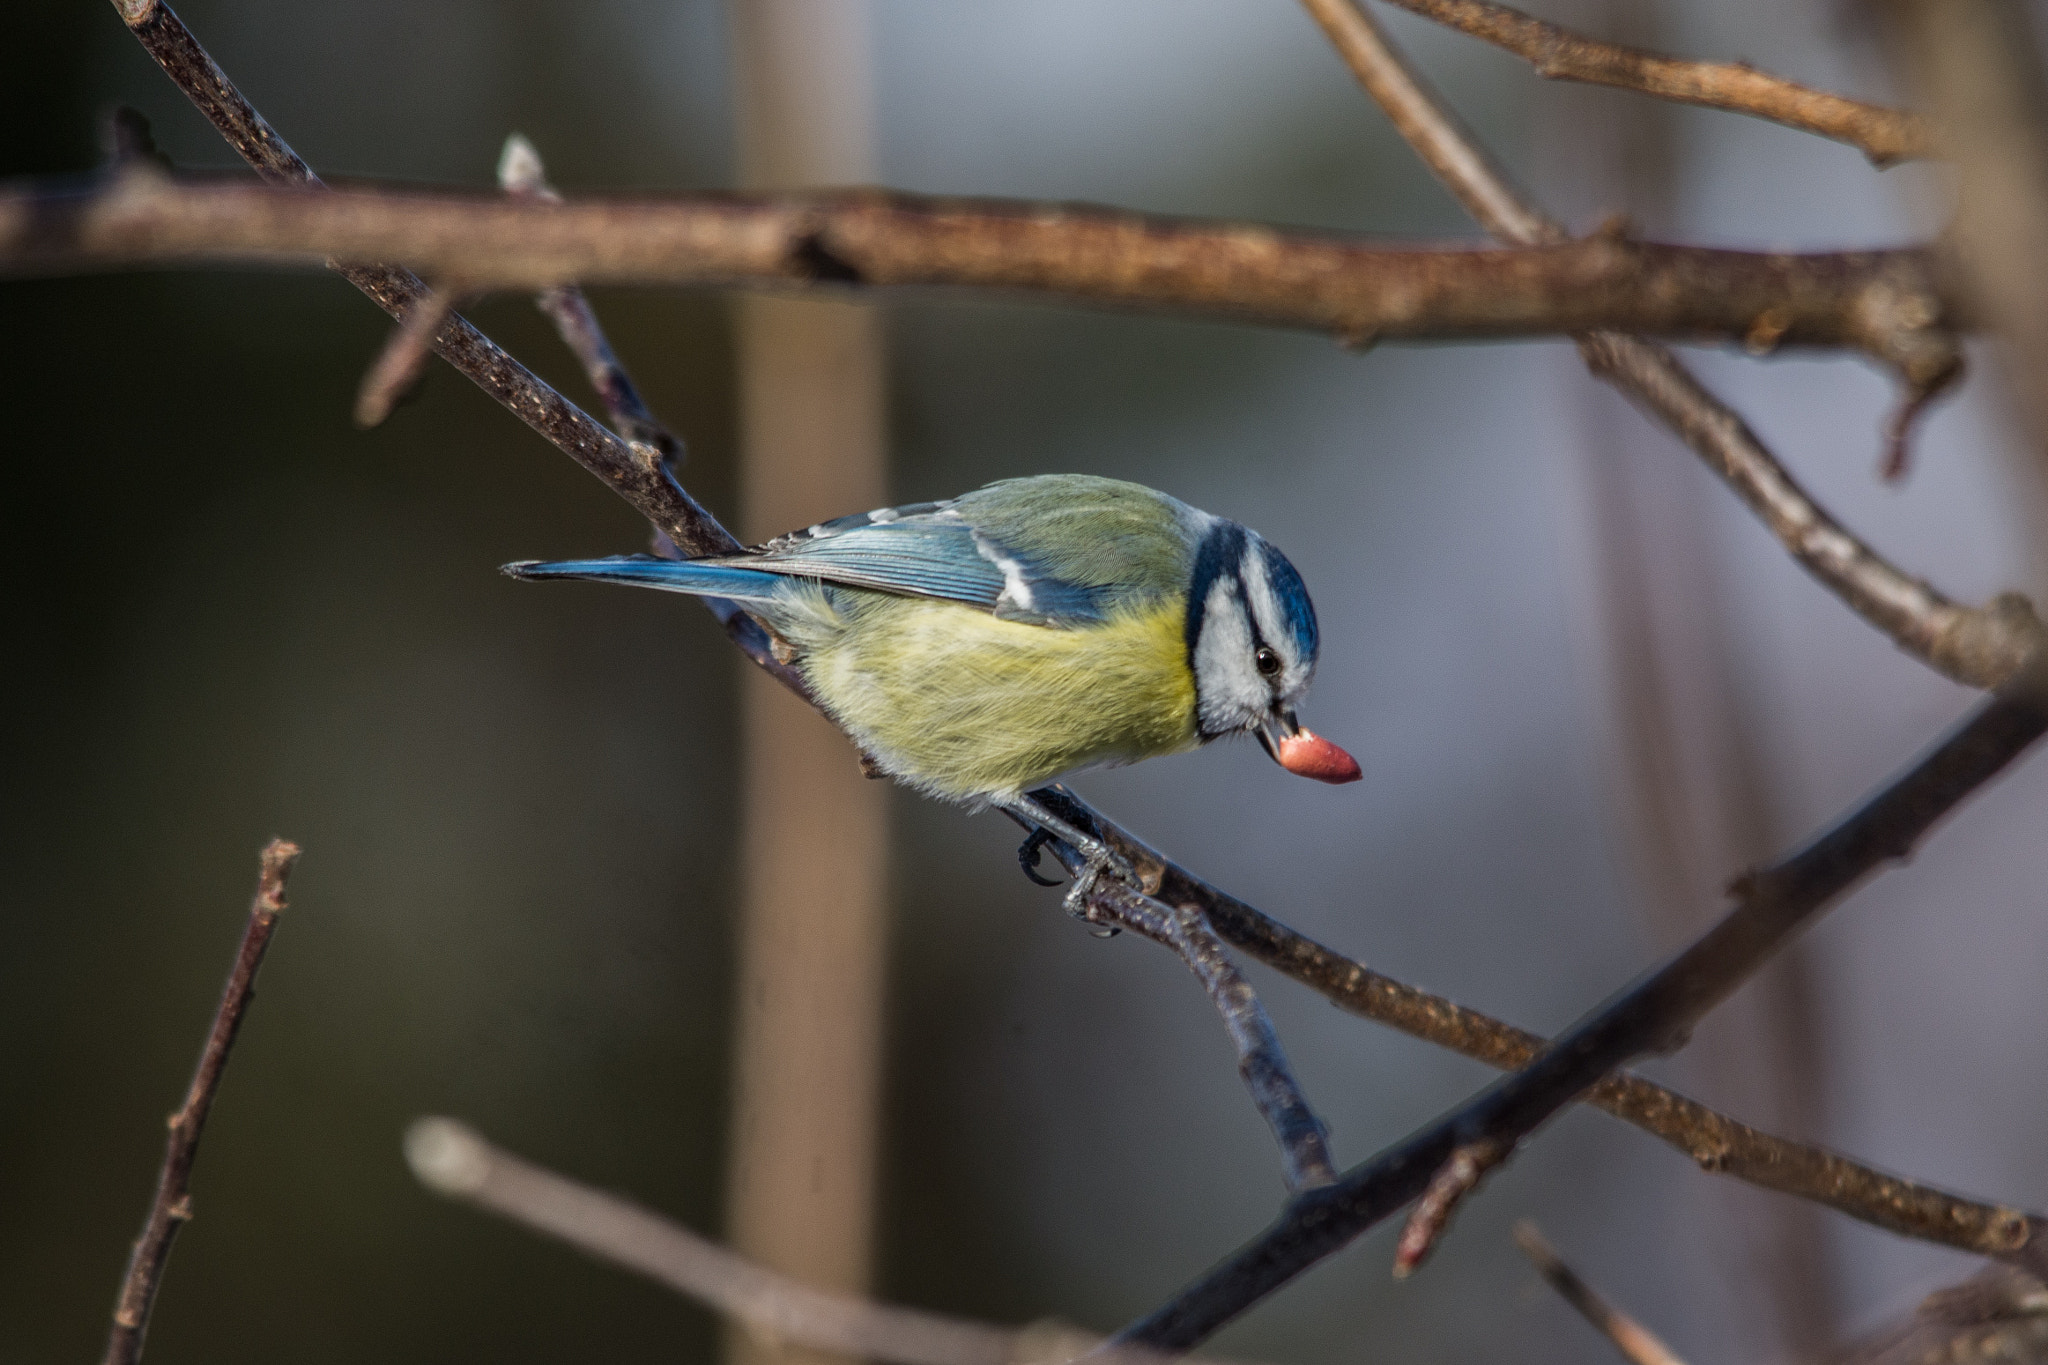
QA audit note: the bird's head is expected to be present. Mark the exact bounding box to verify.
[1184,521,1361,784]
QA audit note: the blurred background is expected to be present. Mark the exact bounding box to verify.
[4,2,2047,1363]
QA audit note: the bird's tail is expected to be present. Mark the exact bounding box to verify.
[502,554,789,603]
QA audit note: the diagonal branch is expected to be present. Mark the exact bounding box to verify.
[1020,800,1337,1192]
[1299,0,2041,690]
[405,1118,1019,1365]
[405,1117,1248,1365]
[1512,1223,1691,1365]
[1107,657,2048,1352]
[105,0,738,563]
[103,839,301,1365]
[496,134,685,468]
[1044,786,2048,1269]
[1380,0,1932,165]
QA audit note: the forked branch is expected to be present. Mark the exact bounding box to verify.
[1299,0,2041,689]
[1109,659,2048,1351]
[1055,780,2044,1268]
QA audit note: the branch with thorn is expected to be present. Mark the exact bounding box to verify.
[102,839,300,1365]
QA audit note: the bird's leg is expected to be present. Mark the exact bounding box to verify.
[997,793,1137,920]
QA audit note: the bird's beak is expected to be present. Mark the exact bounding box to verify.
[1256,711,1362,784]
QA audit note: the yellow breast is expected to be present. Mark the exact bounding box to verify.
[793,592,1199,802]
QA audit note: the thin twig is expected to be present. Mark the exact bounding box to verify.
[102,839,301,1365]
[496,134,684,466]
[1512,1222,1691,1365]
[406,1117,1019,1365]
[1021,803,1337,1191]
[0,172,1975,383]
[353,283,466,428]
[1298,0,2036,689]
[1393,1141,1497,1277]
[405,1118,1224,1365]
[105,0,738,563]
[1380,0,1931,165]
[1108,660,2048,1350]
[1038,784,2045,1272]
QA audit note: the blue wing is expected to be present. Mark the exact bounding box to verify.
[724,501,1109,625]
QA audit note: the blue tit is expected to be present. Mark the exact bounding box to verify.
[506,474,1358,841]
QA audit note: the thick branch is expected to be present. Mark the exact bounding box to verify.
[0,171,1966,373]
[1041,786,2046,1269]
[1111,662,2048,1350]
[103,839,301,1365]
[1381,0,1932,165]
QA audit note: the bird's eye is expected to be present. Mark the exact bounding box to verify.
[1254,646,1282,677]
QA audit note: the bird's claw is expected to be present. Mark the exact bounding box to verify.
[1018,828,1065,886]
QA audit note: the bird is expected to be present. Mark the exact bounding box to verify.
[505,473,1358,900]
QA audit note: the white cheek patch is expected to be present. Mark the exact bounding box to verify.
[1194,577,1267,733]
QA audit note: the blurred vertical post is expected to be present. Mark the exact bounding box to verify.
[725,7,890,1365]
[1542,0,1834,1355]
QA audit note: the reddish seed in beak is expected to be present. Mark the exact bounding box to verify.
[1274,729,1362,784]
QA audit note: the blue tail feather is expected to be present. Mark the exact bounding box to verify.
[502,555,789,603]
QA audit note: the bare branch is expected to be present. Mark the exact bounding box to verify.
[353,283,465,428]
[496,134,685,467]
[405,1119,1233,1365]
[1023,808,1336,1191]
[1512,1223,1691,1365]
[1298,0,2040,689]
[103,839,301,1365]
[1039,784,2045,1271]
[1108,660,2048,1351]
[406,1118,1019,1365]
[1393,1141,1498,1277]
[0,172,1970,376]
[1380,0,1932,165]
[105,0,738,561]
